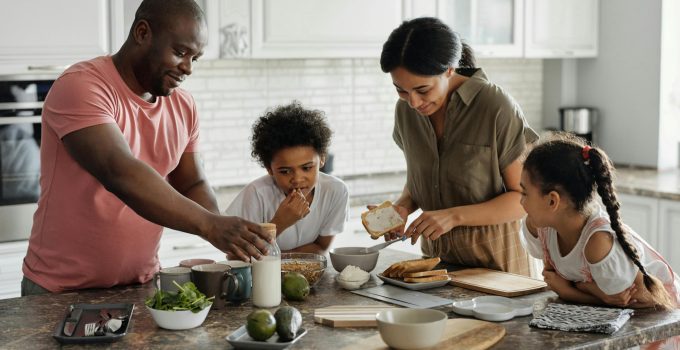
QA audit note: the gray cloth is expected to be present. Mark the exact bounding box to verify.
[21,276,51,296]
[530,303,634,334]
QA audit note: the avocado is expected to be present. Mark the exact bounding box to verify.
[274,306,303,341]
[246,309,277,341]
[282,272,310,301]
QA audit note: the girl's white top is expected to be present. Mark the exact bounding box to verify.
[521,205,679,305]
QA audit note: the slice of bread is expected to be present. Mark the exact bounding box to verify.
[403,274,450,283]
[382,257,441,278]
[402,269,448,278]
[361,201,405,239]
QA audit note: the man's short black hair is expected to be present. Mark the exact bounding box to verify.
[131,0,205,35]
[251,101,332,169]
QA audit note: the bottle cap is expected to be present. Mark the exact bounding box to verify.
[258,223,277,238]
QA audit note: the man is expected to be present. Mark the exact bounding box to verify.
[21,0,269,295]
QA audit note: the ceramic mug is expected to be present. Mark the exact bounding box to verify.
[191,264,239,309]
[218,260,252,303]
[179,258,215,268]
[153,266,192,293]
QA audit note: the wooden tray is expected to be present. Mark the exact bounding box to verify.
[314,305,397,328]
[448,268,547,297]
[344,318,505,350]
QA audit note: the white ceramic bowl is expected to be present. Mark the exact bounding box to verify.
[376,309,447,349]
[146,304,211,330]
[329,247,379,272]
[335,275,370,290]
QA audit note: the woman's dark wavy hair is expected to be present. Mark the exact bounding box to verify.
[251,101,332,169]
[524,133,675,310]
[380,17,476,75]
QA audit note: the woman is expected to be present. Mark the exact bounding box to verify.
[380,17,538,275]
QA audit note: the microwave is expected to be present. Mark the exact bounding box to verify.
[0,73,57,242]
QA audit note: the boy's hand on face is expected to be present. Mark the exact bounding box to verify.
[272,189,310,231]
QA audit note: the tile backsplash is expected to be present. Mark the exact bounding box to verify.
[183,58,543,188]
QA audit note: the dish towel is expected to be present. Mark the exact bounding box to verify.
[529,303,634,334]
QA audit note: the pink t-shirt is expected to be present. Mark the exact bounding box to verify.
[22,56,199,292]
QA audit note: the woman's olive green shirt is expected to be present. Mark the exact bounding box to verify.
[393,68,539,275]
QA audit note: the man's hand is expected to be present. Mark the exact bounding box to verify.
[366,203,409,241]
[404,208,458,244]
[203,216,271,262]
[271,189,310,232]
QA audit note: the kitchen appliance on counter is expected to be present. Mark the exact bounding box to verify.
[0,73,57,242]
[559,107,598,144]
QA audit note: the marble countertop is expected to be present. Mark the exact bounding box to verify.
[2,250,678,349]
[615,167,680,200]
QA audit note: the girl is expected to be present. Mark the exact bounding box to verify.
[379,17,538,275]
[225,102,349,255]
[521,134,679,309]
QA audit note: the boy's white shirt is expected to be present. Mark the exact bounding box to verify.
[225,172,349,251]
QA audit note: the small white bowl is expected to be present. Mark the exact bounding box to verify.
[336,275,370,290]
[473,304,516,322]
[146,304,211,330]
[376,309,447,349]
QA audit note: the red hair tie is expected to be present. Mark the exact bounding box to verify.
[582,145,592,161]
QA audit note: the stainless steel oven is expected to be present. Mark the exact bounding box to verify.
[0,73,57,242]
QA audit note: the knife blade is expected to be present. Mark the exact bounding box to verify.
[63,306,83,337]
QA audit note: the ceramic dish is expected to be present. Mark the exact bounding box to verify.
[53,303,135,344]
[452,296,533,322]
[225,326,307,349]
[335,275,370,290]
[377,274,451,291]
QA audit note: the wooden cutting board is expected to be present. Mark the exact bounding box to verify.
[344,319,505,350]
[314,305,397,328]
[448,268,547,297]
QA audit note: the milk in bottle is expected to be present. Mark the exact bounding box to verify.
[251,223,281,308]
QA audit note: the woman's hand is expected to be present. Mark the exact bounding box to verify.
[366,203,409,241]
[271,189,310,233]
[403,208,459,244]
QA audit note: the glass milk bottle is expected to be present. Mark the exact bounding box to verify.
[251,223,281,308]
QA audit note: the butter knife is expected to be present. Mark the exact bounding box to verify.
[63,306,83,337]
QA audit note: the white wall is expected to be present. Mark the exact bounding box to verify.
[184,58,543,188]
[659,0,680,169]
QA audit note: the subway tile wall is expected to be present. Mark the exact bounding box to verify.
[183,58,543,188]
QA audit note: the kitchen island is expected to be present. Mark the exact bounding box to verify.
[1,249,679,349]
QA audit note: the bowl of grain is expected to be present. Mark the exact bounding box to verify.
[281,253,327,287]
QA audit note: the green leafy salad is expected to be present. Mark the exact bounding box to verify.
[145,281,214,313]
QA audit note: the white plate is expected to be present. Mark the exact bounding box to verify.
[377,274,451,291]
[225,326,307,349]
[452,296,534,322]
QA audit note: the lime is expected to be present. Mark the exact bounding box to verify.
[246,309,276,341]
[282,272,310,301]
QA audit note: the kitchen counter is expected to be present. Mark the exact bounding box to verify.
[1,250,679,349]
[615,167,680,201]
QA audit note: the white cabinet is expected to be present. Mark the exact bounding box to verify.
[524,0,599,58]
[0,0,109,72]
[617,193,680,273]
[109,0,221,59]
[438,0,524,57]
[250,0,405,58]
[658,199,680,273]
[618,193,659,247]
[0,241,29,300]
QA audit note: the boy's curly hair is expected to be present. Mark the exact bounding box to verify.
[251,101,332,169]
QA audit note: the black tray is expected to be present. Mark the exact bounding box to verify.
[52,303,135,344]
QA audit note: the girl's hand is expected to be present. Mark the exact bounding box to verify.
[575,281,639,307]
[542,269,572,295]
[404,208,458,244]
[366,204,409,241]
[272,189,310,231]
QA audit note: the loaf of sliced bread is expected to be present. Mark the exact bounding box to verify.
[402,269,448,278]
[403,274,450,283]
[361,201,405,239]
[382,257,441,278]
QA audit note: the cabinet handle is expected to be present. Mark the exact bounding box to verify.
[172,243,210,250]
[27,65,69,71]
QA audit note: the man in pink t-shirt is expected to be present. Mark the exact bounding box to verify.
[22,0,271,294]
